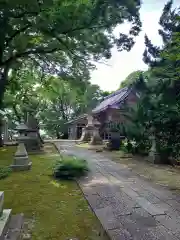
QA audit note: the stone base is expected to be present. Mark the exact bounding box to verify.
[14,156,29,166]
[0,209,12,240]
[79,128,91,142]
[10,162,32,171]
[89,136,103,145]
[148,152,161,164]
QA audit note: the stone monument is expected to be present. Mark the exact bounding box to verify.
[2,118,8,143]
[11,122,32,171]
[148,135,161,164]
[148,127,161,164]
[25,114,43,153]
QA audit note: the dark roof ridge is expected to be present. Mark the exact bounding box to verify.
[103,87,128,100]
[92,86,132,114]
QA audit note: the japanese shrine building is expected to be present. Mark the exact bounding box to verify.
[67,87,137,140]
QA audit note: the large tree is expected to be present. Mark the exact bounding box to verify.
[39,77,109,138]
[125,1,180,162]
[0,0,142,109]
[3,63,109,139]
[119,70,150,88]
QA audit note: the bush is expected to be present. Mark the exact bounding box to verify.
[120,138,150,156]
[0,167,12,180]
[53,156,88,180]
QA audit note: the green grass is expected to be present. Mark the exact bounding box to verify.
[0,146,16,166]
[0,144,105,240]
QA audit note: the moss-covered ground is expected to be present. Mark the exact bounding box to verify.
[0,144,105,240]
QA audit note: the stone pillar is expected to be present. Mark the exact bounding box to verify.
[2,119,8,142]
[0,192,12,238]
[148,135,161,164]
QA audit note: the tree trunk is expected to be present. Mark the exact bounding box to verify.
[0,66,10,147]
[0,136,3,147]
[12,105,21,122]
[0,117,3,147]
[0,67,9,110]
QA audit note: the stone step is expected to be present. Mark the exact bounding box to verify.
[3,214,24,240]
[0,209,12,240]
[0,193,4,215]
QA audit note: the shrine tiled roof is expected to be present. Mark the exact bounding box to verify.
[92,87,131,114]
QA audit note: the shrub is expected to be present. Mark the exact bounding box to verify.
[53,156,88,180]
[0,167,12,180]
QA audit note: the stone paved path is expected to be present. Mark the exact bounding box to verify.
[55,141,180,240]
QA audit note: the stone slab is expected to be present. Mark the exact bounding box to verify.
[121,187,140,199]
[95,206,123,230]
[155,214,180,238]
[0,209,12,240]
[138,190,162,204]
[4,214,24,240]
[153,202,180,218]
[83,193,103,210]
[135,197,165,216]
[108,228,132,240]
[0,193,4,216]
[166,199,180,211]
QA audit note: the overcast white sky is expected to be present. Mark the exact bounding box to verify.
[90,0,180,91]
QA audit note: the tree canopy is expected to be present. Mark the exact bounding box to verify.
[3,61,109,138]
[0,0,143,145]
[119,70,150,88]
[122,1,180,163]
[0,0,142,109]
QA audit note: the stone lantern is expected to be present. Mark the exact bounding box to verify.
[79,115,95,142]
[25,115,43,153]
[16,122,29,136]
[10,122,32,171]
[89,118,103,145]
